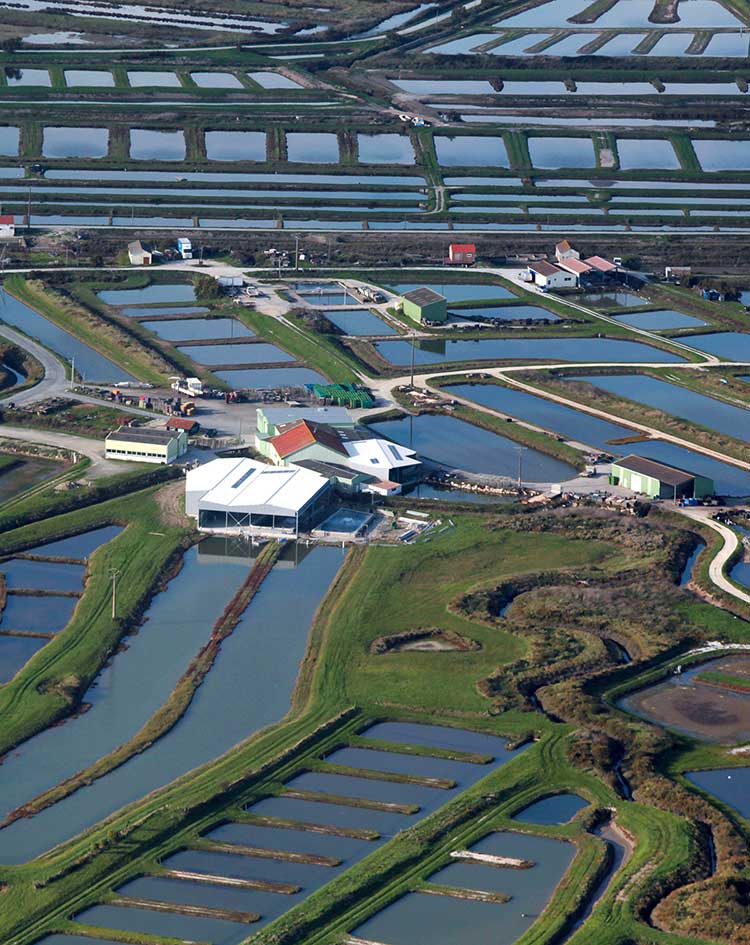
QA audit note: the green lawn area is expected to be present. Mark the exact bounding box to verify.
[315,518,612,715]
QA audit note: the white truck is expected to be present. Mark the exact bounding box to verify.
[177,237,193,260]
[171,376,204,397]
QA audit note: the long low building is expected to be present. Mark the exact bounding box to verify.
[105,426,187,464]
[186,456,332,535]
[610,455,713,500]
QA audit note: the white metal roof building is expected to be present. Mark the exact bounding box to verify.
[186,457,332,536]
[343,437,421,484]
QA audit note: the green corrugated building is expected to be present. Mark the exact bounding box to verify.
[400,287,448,324]
[610,455,713,500]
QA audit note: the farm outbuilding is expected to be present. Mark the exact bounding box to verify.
[127,240,152,265]
[400,287,448,324]
[610,455,713,501]
[105,426,187,464]
[186,456,332,536]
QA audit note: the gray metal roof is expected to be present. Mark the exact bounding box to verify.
[402,287,446,307]
[615,454,696,487]
[107,427,179,446]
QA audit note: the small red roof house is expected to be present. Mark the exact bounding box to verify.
[166,417,200,433]
[0,215,15,238]
[584,255,618,273]
[448,243,476,265]
[267,419,348,464]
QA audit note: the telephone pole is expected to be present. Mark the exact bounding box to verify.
[109,567,120,619]
[514,446,528,490]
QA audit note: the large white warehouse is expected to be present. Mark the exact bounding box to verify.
[186,457,332,536]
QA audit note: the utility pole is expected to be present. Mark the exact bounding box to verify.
[70,356,75,388]
[109,567,120,620]
[410,328,416,388]
[514,445,528,490]
[294,235,300,270]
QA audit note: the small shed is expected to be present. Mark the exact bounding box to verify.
[448,243,476,265]
[400,287,448,324]
[128,240,152,266]
[0,215,15,238]
[166,416,200,434]
[610,455,713,501]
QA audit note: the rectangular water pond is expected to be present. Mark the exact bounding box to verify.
[694,140,750,171]
[0,126,19,156]
[675,331,750,360]
[246,794,415,834]
[121,305,209,317]
[435,135,510,167]
[98,284,196,305]
[374,337,683,366]
[42,127,109,159]
[573,373,750,443]
[117,873,290,920]
[284,770,447,808]
[286,132,340,163]
[177,342,293,365]
[369,413,576,481]
[206,130,267,162]
[360,721,518,757]
[0,558,85,591]
[1,594,77,634]
[216,367,327,389]
[141,317,253,341]
[206,820,373,861]
[513,793,588,824]
[192,71,243,88]
[617,138,680,169]
[359,133,415,164]
[613,309,705,329]
[528,136,596,168]
[64,70,114,87]
[386,281,515,302]
[323,746,483,787]
[163,847,333,889]
[129,129,186,161]
[452,304,560,322]
[4,68,50,86]
[298,289,355,305]
[248,71,302,89]
[323,308,395,335]
[75,903,250,945]
[127,70,181,87]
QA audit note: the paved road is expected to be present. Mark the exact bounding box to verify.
[0,425,133,479]
[678,507,750,606]
[0,325,68,406]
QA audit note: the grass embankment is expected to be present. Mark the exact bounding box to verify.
[519,370,750,467]
[237,306,363,383]
[0,483,192,758]
[4,275,171,385]
[2,540,281,828]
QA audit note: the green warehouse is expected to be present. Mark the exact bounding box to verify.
[610,455,714,500]
[400,287,448,324]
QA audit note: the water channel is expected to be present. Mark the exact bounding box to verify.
[0,543,344,864]
[0,289,135,382]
